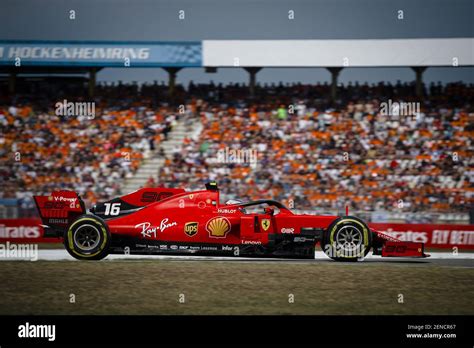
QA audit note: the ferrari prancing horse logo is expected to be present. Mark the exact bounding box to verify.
[261,219,271,231]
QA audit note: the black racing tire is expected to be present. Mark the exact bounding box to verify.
[64,214,110,260]
[321,216,372,262]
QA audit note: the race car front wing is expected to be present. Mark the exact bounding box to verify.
[371,229,429,258]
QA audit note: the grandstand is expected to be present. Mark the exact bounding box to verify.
[0,39,473,224]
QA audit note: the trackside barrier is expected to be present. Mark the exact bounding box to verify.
[0,219,473,249]
[369,223,474,250]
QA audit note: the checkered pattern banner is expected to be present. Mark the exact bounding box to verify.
[0,41,202,67]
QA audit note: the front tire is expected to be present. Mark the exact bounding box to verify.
[321,216,372,261]
[64,215,110,260]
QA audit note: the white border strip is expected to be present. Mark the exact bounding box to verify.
[203,38,474,67]
[1,249,472,261]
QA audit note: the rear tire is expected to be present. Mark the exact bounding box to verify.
[321,216,371,261]
[64,215,110,260]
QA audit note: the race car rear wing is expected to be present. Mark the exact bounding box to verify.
[33,191,86,237]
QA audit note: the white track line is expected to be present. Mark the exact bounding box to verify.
[0,249,473,261]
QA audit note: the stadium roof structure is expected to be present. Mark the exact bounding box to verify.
[1,38,472,67]
[203,38,474,67]
[1,38,472,98]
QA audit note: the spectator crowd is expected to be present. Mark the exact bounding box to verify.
[0,86,178,208]
[1,80,473,215]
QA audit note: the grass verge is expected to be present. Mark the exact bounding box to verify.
[1,260,472,315]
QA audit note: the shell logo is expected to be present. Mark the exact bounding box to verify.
[206,217,231,238]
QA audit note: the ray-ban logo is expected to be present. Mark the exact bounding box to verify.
[55,99,95,119]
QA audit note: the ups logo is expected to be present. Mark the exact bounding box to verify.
[184,222,198,237]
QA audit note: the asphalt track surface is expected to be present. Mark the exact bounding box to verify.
[2,249,473,267]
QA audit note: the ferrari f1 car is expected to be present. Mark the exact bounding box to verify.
[34,182,428,261]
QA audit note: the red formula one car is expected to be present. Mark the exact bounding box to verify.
[34,182,428,261]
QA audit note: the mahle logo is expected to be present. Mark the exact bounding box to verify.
[55,99,95,119]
